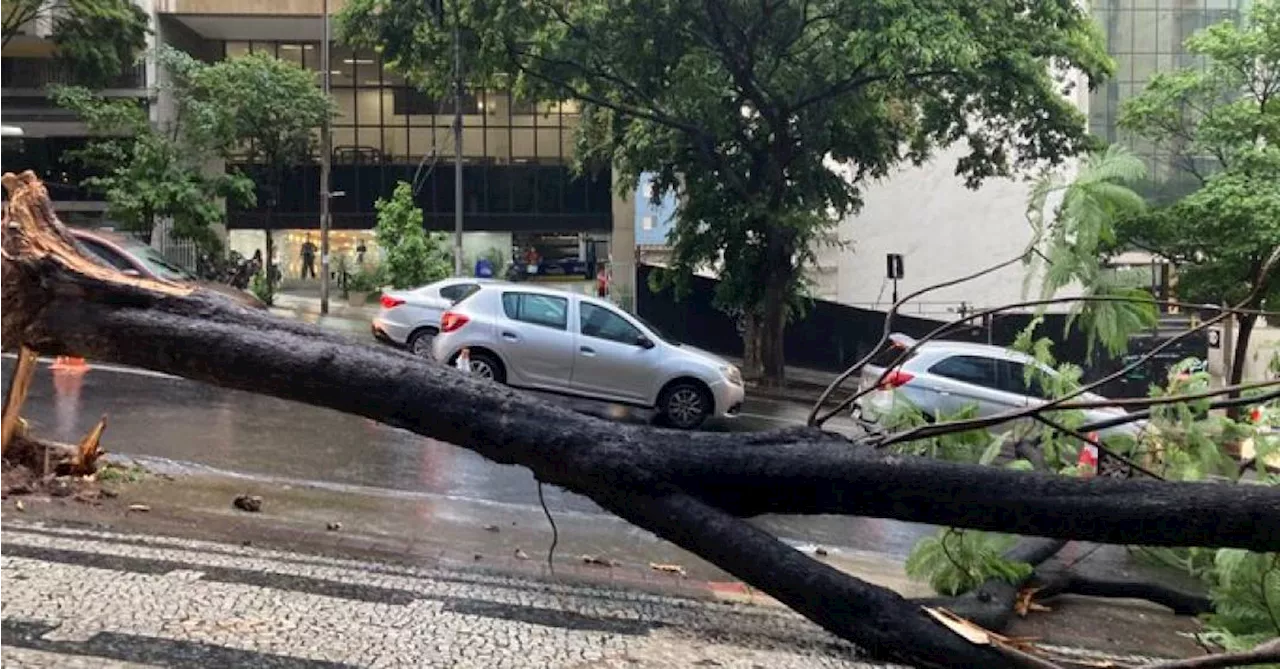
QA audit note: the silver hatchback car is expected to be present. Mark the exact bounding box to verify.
[432,284,746,429]
[855,334,1140,439]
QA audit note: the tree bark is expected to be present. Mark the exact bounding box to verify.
[1034,572,1212,616]
[1227,312,1258,420]
[758,277,788,385]
[5,172,1280,668]
[741,239,793,386]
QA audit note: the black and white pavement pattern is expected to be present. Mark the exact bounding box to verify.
[1,522,888,669]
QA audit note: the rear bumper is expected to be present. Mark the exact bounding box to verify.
[371,316,414,345]
[371,322,398,346]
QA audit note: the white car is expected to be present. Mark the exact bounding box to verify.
[372,278,499,356]
[431,284,746,429]
[855,334,1141,439]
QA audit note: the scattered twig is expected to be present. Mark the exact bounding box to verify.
[1,345,39,455]
[808,237,1044,426]
[812,295,1280,427]
[538,480,558,577]
[1134,638,1280,669]
[876,246,1279,448]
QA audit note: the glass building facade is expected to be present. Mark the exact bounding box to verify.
[1089,0,1249,184]
[220,41,613,234]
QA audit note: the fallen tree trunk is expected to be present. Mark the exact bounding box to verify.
[3,172,1279,668]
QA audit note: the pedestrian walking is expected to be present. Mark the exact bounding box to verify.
[596,262,610,298]
[300,235,318,279]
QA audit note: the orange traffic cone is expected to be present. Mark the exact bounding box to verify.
[50,356,89,372]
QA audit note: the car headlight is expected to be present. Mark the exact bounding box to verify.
[721,365,743,385]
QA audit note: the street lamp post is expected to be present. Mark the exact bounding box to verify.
[452,3,464,276]
[319,0,333,314]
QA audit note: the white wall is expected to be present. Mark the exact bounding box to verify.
[832,146,1079,316]
[829,64,1092,316]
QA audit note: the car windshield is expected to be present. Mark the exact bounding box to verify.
[630,312,679,345]
[122,240,196,281]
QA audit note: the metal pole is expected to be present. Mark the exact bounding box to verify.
[319,0,332,314]
[452,3,464,276]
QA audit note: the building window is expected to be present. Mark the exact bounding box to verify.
[392,88,480,115]
[218,39,604,229]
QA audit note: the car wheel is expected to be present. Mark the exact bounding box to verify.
[466,351,506,383]
[660,382,711,430]
[407,328,437,359]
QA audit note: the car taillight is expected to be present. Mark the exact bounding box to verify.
[878,370,915,389]
[440,311,469,333]
[380,295,405,309]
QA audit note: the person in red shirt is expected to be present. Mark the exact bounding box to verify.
[596,262,609,298]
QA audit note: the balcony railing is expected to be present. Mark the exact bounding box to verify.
[0,58,146,89]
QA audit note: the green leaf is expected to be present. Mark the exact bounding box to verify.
[979,434,1008,466]
[373,181,454,288]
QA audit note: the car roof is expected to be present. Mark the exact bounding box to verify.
[890,334,1038,365]
[69,227,133,246]
[474,282,583,298]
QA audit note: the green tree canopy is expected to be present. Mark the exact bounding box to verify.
[2,0,148,87]
[1025,145,1157,360]
[52,49,255,251]
[1118,0,1280,387]
[338,0,1111,383]
[194,51,334,289]
[374,181,453,289]
[53,48,332,254]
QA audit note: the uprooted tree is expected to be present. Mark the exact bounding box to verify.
[3,172,1279,669]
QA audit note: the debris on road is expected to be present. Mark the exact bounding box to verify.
[326,521,342,531]
[127,504,150,512]
[650,562,687,577]
[232,494,262,512]
[483,524,500,532]
[514,548,531,560]
[581,554,618,567]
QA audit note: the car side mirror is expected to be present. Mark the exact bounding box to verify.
[636,335,655,349]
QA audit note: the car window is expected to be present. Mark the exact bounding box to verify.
[1000,361,1053,399]
[76,238,135,272]
[501,292,568,330]
[579,302,643,345]
[868,343,917,368]
[440,283,479,303]
[929,355,999,389]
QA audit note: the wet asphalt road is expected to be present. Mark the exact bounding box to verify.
[2,355,929,557]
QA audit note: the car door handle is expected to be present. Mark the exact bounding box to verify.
[502,331,519,341]
[579,346,595,356]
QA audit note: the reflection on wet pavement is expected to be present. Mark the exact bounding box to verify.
[2,357,924,556]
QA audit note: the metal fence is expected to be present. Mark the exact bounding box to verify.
[136,220,200,272]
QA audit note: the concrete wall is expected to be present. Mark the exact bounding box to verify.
[831,146,1074,316]
[610,185,637,310]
